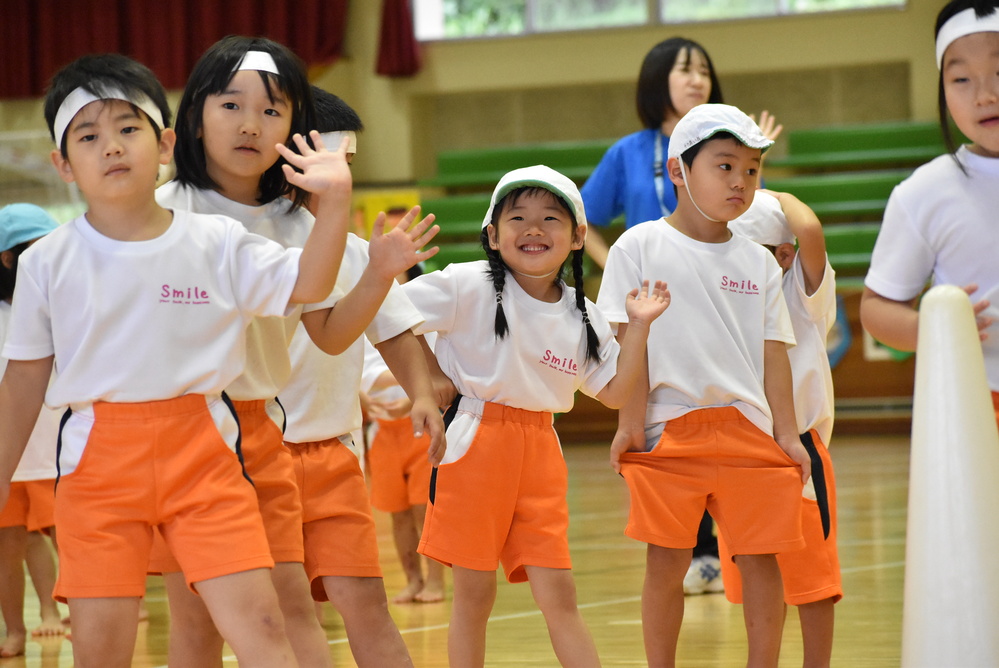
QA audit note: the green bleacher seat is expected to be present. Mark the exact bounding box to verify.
[767,121,947,170]
[766,169,910,220]
[420,139,614,190]
[824,221,880,274]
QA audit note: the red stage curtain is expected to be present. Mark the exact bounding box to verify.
[0,0,349,99]
[377,0,422,78]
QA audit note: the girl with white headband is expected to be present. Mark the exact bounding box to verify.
[862,2,997,408]
[0,52,350,667]
[153,35,363,667]
[403,164,670,667]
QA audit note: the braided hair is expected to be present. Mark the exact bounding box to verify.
[481,186,601,362]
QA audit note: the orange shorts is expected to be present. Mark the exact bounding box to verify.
[55,395,272,601]
[992,392,999,423]
[287,436,382,601]
[719,430,842,606]
[149,398,303,573]
[0,479,55,531]
[419,397,571,583]
[619,407,805,556]
[368,416,432,514]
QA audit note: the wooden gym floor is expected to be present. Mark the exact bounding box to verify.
[4,434,907,667]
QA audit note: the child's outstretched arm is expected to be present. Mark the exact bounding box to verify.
[0,357,52,510]
[376,331,447,466]
[277,131,352,305]
[596,280,670,409]
[861,285,992,352]
[609,351,650,474]
[763,189,826,295]
[763,340,811,484]
[301,206,439,354]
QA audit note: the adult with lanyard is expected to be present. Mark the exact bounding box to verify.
[581,36,783,268]
[580,36,783,596]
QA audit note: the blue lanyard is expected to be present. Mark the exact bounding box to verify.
[653,132,673,219]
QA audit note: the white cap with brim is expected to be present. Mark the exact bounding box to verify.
[728,191,795,246]
[667,103,773,161]
[936,7,999,69]
[0,203,59,252]
[482,165,587,230]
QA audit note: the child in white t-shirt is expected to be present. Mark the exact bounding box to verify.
[597,104,810,667]
[0,204,63,658]
[0,52,347,668]
[405,164,669,667]
[726,190,842,667]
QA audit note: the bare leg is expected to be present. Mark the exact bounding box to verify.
[0,526,28,657]
[798,598,834,668]
[412,505,445,603]
[524,566,600,667]
[25,531,64,636]
[448,566,496,667]
[324,575,413,667]
[735,553,785,668]
[270,561,333,667]
[163,571,224,668]
[196,568,297,668]
[66,597,141,668]
[389,510,423,603]
[642,545,689,668]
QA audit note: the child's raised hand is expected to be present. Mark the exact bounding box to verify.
[625,280,670,327]
[368,206,440,282]
[751,110,784,142]
[276,130,352,196]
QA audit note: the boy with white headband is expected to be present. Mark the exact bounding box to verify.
[597,103,810,667]
[862,0,997,408]
[725,190,843,668]
[0,52,353,667]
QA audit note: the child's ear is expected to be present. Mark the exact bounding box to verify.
[1,250,15,270]
[485,224,499,250]
[666,156,685,187]
[571,223,586,250]
[158,128,177,166]
[775,242,796,270]
[50,149,76,184]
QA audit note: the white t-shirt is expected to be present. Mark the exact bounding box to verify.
[784,256,836,446]
[156,182,337,400]
[2,209,300,407]
[866,147,999,391]
[597,220,795,436]
[0,302,59,482]
[281,234,423,443]
[402,261,620,413]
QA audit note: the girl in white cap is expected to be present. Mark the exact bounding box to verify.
[862,2,997,419]
[403,165,669,667]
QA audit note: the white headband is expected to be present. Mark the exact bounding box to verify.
[319,130,357,155]
[53,86,165,147]
[936,7,999,68]
[236,50,280,75]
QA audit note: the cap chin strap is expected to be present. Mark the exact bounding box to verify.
[679,159,723,223]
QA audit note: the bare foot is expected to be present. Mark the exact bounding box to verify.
[0,630,26,658]
[415,582,445,603]
[391,579,424,604]
[31,613,65,637]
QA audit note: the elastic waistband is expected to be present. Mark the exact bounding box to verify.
[458,396,552,428]
[667,406,748,426]
[79,394,220,421]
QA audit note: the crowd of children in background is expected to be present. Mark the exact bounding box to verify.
[0,0,996,665]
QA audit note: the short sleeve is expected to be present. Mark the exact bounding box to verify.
[791,255,836,327]
[865,187,935,301]
[2,262,54,361]
[402,266,460,335]
[576,305,622,398]
[580,143,625,227]
[227,224,302,318]
[596,239,643,326]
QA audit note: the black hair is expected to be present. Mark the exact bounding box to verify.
[405,262,425,282]
[43,53,172,158]
[936,1,999,159]
[172,35,316,209]
[480,186,601,363]
[636,37,724,130]
[0,242,30,303]
[311,86,364,134]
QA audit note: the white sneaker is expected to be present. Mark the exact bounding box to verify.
[683,555,725,595]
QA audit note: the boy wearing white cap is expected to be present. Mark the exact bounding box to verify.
[725,190,842,668]
[0,53,351,667]
[597,103,810,667]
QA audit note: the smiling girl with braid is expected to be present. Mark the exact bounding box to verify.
[400,165,669,667]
